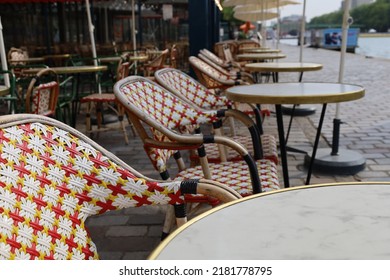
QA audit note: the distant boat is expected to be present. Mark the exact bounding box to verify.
[309,28,359,53]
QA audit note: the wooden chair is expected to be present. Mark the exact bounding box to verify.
[114,76,280,198]
[25,68,60,118]
[0,114,240,260]
[80,54,134,143]
[154,67,278,164]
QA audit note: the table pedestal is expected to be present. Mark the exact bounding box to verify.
[281,104,316,116]
[305,148,366,174]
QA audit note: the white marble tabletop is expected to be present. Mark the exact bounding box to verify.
[149,183,390,260]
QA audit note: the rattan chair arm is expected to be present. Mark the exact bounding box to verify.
[197,179,242,200]
[195,180,242,202]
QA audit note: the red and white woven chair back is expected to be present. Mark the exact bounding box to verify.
[155,68,231,110]
[200,49,225,65]
[0,116,186,259]
[30,81,59,116]
[189,56,230,82]
[114,77,219,172]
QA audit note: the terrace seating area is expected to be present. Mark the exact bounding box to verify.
[0,35,388,261]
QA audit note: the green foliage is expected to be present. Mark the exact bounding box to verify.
[222,6,242,24]
[309,1,390,32]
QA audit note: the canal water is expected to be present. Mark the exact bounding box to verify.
[280,36,390,59]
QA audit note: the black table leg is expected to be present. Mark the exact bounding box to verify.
[275,104,290,188]
[306,103,327,185]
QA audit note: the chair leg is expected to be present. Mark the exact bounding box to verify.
[161,205,176,240]
[117,104,129,144]
[85,102,93,137]
[96,102,103,139]
[125,111,137,137]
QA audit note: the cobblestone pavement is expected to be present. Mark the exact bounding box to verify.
[76,42,390,259]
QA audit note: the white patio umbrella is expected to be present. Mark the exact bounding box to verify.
[85,0,98,67]
[233,10,279,22]
[306,0,365,174]
[232,0,300,11]
[224,0,297,7]
[227,0,301,48]
[299,0,306,62]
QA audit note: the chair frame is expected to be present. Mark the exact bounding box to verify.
[154,68,278,164]
[80,53,135,143]
[0,113,241,260]
[114,76,279,195]
[25,68,60,117]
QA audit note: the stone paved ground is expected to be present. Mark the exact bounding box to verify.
[76,42,390,259]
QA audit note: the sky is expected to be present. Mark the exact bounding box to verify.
[279,0,343,21]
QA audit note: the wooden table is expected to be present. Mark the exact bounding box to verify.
[226,83,365,188]
[236,53,286,62]
[150,182,390,259]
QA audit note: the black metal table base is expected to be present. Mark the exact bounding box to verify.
[304,148,366,175]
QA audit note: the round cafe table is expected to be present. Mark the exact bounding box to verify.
[245,62,324,117]
[236,53,286,62]
[243,48,281,54]
[226,82,365,188]
[149,182,390,260]
[22,65,108,75]
[244,62,323,83]
[9,57,45,64]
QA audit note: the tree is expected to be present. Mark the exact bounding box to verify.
[309,1,390,32]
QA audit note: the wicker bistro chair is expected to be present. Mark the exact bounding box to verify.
[189,56,247,91]
[141,49,169,77]
[0,114,240,260]
[114,76,280,199]
[154,68,278,164]
[79,54,135,144]
[198,53,254,84]
[199,48,239,71]
[189,56,268,129]
[25,68,60,118]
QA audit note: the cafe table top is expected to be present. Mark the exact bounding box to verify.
[243,48,281,53]
[236,53,286,61]
[244,62,323,73]
[225,82,365,105]
[128,55,149,62]
[43,54,71,60]
[149,182,390,259]
[22,65,108,75]
[9,57,45,64]
[98,56,121,63]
